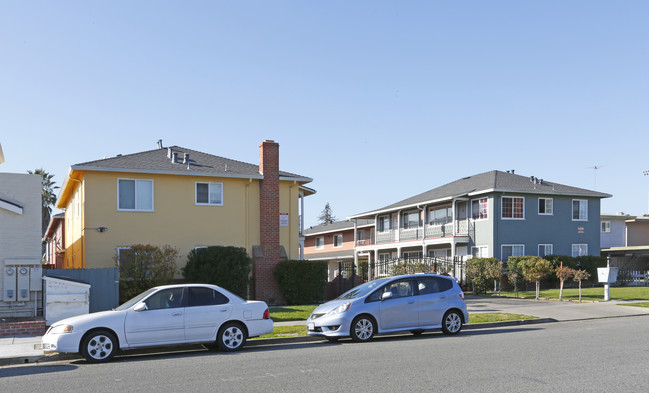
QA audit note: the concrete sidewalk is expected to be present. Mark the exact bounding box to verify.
[2,297,649,367]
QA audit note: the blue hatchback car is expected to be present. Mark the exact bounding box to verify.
[307,274,468,342]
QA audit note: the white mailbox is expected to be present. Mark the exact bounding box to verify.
[597,267,619,284]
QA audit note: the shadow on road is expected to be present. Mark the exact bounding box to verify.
[0,364,78,378]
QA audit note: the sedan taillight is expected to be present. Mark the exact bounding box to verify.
[263,308,270,319]
[459,292,465,301]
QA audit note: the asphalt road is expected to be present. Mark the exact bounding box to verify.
[2,316,648,392]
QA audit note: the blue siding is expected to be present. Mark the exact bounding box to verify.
[493,194,601,260]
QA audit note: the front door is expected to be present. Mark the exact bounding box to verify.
[124,287,185,346]
[379,279,418,330]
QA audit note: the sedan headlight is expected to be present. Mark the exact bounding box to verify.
[325,302,351,317]
[49,324,74,334]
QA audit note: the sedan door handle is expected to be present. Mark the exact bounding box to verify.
[172,312,182,317]
[220,309,228,312]
[407,300,415,304]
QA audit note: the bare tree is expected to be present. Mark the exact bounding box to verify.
[555,262,576,301]
[318,202,337,224]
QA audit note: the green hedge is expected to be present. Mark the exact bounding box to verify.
[116,244,178,304]
[182,246,251,299]
[273,260,327,305]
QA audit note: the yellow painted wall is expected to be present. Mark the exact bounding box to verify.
[63,170,302,273]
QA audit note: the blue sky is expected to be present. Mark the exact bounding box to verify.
[1,1,648,226]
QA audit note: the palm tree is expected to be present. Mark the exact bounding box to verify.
[27,168,59,236]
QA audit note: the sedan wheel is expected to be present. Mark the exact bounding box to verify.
[81,330,117,363]
[441,311,463,335]
[217,322,246,351]
[351,316,375,342]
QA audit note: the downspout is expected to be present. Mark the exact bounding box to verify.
[245,179,252,252]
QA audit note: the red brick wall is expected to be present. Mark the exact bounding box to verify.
[256,140,285,304]
[0,318,47,337]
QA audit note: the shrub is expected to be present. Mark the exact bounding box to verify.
[182,246,251,299]
[274,260,327,305]
[116,244,178,303]
[466,258,501,294]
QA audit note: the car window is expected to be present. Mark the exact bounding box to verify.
[417,278,440,295]
[188,287,229,307]
[145,288,184,310]
[382,280,414,299]
[437,277,454,292]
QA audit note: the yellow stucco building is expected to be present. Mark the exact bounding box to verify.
[56,140,314,302]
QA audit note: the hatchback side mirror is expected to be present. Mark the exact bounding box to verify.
[134,303,148,312]
[381,291,393,301]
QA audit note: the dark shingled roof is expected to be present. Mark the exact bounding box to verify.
[351,170,611,218]
[72,145,311,181]
[304,219,374,235]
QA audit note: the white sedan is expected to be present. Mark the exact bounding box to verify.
[42,284,273,363]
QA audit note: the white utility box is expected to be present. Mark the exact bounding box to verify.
[43,276,91,325]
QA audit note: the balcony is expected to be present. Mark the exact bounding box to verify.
[357,219,472,246]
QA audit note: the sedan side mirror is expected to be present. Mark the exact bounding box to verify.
[381,291,393,301]
[134,303,148,312]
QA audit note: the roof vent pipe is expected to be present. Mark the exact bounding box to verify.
[167,147,173,159]
[172,152,178,164]
[157,140,163,149]
[184,153,190,168]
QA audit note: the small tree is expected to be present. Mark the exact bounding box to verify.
[485,258,503,295]
[520,256,553,300]
[506,256,525,298]
[116,244,178,303]
[555,262,575,301]
[318,202,337,224]
[573,269,591,302]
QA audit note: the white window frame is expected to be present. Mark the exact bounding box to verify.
[501,244,525,260]
[501,196,525,220]
[601,221,611,233]
[378,215,391,232]
[572,244,588,257]
[572,199,588,221]
[402,211,420,229]
[538,198,553,215]
[116,247,131,266]
[118,178,154,211]
[333,233,343,248]
[315,236,324,250]
[195,182,224,206]
[471,198,488,220]
[471,246,488,258]
[538,244,553,257]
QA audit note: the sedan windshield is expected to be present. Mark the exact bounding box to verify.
[337,278,390,300]
[115,288,158,311]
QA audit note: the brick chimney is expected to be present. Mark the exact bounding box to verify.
[255,140,284,304]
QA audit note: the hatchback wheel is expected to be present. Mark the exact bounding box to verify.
[217,322,246,351]
[441,310,463,335]
[350,316,375,342]
[81,330,117,363]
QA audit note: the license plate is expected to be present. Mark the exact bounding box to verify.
[308,322,315,331]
